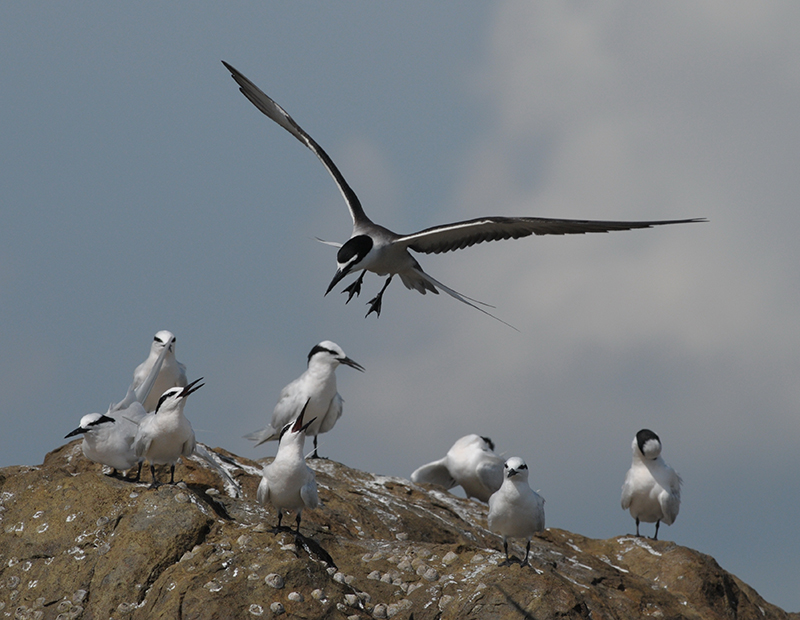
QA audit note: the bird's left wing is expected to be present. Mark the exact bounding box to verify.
[222,61,370,227]
[410,458,457,490]
[399,216,706,255]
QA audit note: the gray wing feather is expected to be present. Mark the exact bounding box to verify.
[400,217,706,255]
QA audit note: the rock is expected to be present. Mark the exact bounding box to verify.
[0,442,796,620]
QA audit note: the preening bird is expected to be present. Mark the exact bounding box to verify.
[621,429,682,540]
[488,457,546,566]
[410,434,504,502]
[245,341,364,458]
[223,60,705,325]
[257,399,320,533]
[132,330,188,413]
[132,378,204,488]
[65,332,175,479]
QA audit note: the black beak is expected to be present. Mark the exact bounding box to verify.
[340,356,365,372]
[291,399,317,434]
[325,267,349,296]
[182,377,205,398]
[507,468,518,478]
[65,427,87,439]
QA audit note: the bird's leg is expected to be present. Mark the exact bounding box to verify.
[342,271,366,303]
[133,462,143,483]
[635,518,641,537]
[169,464,176,484]
[652,520,660,541]
[295,512,302,533]
[366,275,393,318]
[275,511,283,531]
[522,540,531,567]
[309,435,321,459]
[149,464,160,489]
[498,538,512,566]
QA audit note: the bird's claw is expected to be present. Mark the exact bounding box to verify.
[365,295,383,318]
[342,280,362,303]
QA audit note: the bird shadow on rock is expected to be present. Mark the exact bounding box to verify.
[271,525,337,569]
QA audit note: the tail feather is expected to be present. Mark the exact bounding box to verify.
[410,267,519,331]
[243,426,279,446]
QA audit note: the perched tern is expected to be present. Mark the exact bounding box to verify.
[245,341,364,459]
[65,333,175,479]
[488,457,545,566]
[132,330,188,413]
[222,61,705,325]
[410,434,503,502]
[132,378,204,488]
[621,429,682,540]
[257,399,320,533]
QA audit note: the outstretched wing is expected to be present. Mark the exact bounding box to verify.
[222,61,370,227]
[399,216,707,255]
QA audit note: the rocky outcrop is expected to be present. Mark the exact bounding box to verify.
[0,442,795,620]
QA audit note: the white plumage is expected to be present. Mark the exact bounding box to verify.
[132,330,188,413]
[410,434,504,502]
[257,399,319,532]
[621,429,682,540]
[245,341,364,458]
[65,332,175,479]
[132,378,203,488]
[488,457,545,566]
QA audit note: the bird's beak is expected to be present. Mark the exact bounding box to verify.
[340,356,365,372]
[507,468,518,478]
[325,267,349,296]
[65,427,87,439]
[182,377,205,398]
[291,399,316,433]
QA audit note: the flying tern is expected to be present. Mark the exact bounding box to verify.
[65,332,175,480]
[222,60,706,325]
[621,429,682,540]
[132,378,204,488]
[487,457,545,566]
[411,434,503,502]
[245,341,364,459]
[257,399,320,533]
[132,330,188,413]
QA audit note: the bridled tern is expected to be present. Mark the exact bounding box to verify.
[488,457,545,566]
[132,378,204,488]
[411,434,503,502]
[245,341,364,459]
[621,428,682,540]
[257,399,320,533]
[222,61,706,324]
[132,330,188,413]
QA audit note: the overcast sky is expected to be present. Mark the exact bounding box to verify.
[2,2,799,611]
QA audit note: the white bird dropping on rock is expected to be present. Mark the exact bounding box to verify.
[621,429,682,540]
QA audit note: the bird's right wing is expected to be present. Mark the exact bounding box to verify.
[301,474,320,510]
[476,460,504,497]
[222,61,370,227]
[410,458,457,490]
[620,470,635,510]
[399,216,706,255]
[317,393,343,434]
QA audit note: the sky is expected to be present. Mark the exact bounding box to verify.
[2,1,799,611]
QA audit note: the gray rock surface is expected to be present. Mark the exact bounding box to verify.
[0,441,796,620]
